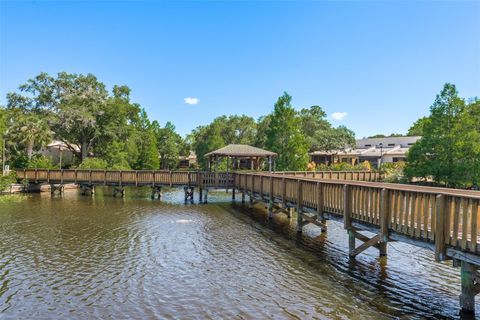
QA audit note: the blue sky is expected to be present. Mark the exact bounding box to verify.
[1,1,479,138]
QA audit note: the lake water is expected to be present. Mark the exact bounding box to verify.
[0,188,477,319]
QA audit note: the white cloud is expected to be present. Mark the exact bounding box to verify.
[331,112,347,121]
[184,97,199,105]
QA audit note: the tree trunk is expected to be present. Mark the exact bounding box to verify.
[26,140,34,159]
[81,140,88,162]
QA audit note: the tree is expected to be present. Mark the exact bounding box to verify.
[265,92,308,170]
[189,115,257,169]
[189,122,225,169]
[404,83,479,187]
[5,109,52,159]
[0,107,7,167]
[254,115,271,148]
[129,109,160,170]
[313,125,355,153]
[153,121,182,170]
[298,105,331,151]
[407,117,430,136]
[368,133,404,138]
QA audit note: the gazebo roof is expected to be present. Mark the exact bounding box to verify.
[205,144,277,158]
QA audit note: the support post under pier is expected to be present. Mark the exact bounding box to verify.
[113,187,125,198]
[151,186,162,200]
[460,260,480,314]
[80,184,95,197]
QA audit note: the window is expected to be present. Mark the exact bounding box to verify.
[365,144,371,147]
[388,144,395,146]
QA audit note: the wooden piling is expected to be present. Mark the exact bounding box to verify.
[460,261,479,313]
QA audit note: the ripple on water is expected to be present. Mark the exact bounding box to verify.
[0,189,477,319]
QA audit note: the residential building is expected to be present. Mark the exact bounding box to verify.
[309,136,421,167]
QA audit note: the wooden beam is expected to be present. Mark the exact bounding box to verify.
[350,234,381,257]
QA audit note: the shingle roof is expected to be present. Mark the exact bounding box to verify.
[205,144,277,157]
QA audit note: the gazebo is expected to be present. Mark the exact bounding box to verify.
[205,144,277,172]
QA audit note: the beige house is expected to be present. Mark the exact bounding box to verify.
[39,140,79,167]
[178,151,197,169]
[310,136,421,167]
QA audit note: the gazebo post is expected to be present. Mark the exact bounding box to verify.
[268,156,272,172]
[226,156,230,192]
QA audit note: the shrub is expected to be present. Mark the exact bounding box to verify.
[380,161,408,183]
[78,158,109,170]
[28,154,56,169]
[0,172,17,192]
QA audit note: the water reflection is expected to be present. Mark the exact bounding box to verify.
[0,187,477,319]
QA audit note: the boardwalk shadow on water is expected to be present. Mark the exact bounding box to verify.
[0,188,477,319]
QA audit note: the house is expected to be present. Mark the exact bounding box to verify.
[178,151,197,169]
[309,136,421,167]
[39,140,79,167]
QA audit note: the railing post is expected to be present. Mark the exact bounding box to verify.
[435,194,447,261]
[104,170,107,186]
[282,177,287,209]
[317,182,326,232]
[89,170,92,185]
[232,172,236,201]
[343,185,352,229]
[343,184,354,253]
[268,176,274,219]
[169,171,172,187]
[260,175,264,200]
[296,180,303,233]
[379,188,390,256]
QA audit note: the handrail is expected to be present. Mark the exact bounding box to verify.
[234,172,480,258]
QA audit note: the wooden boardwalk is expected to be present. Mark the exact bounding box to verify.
[234,172,480,313]
[14,168,480,313]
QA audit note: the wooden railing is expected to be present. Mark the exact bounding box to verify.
[234,172,480,258]
[273,171,382,181]
[15,169,235,189]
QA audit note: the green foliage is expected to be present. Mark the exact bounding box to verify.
[315,162,370,171]
[380,161,407,183]
[189,115,257,169]
[153,121,182,170]
[266,92,309,170]
[405,84,480,188]
[78,157,109,169]
[129,109,160,170]
[0,172,17,192]
[0,107,6,168]
[407,117,430,136]
[368,133,404,138]
[313,125,356,152]
[28,154,56,169]
[4,108,52,159]
[10,153,30,169]
[103,141,131,170]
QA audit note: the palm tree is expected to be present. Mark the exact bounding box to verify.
[7,112,52,159]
